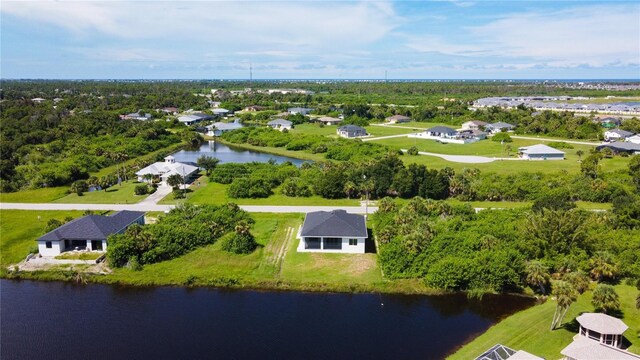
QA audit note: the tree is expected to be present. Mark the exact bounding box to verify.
[343,181,357,199]
[576,149,584,161]
[629,155,640,192]
[563,271,590,294]
[407,146,419,156]
[591,284,620,313]
[222,221,258,254]
[134,184,149,195]
[526,261,550,294]
[492,132,512,143]
[581,153,602,179]
[589,251,618,282]
[532,190,576,213]
[166,174,184,190]
[636,292,640,310]
[196,155,219,176]
[70,180,89,196]
[551,281,578,330]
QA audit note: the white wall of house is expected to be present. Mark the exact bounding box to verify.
[38,240,63,256]
[521,153,565,160]
[297,236,366,254]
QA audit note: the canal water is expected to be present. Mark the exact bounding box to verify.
[1,280,534,360]
[171,141,306,166]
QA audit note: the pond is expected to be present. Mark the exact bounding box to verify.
[0,280,534,360]
[171,141,306,166]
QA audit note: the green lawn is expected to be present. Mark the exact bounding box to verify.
[54,181,149,204]
[449,284,640,359]
[55,252,103,260]
[0,210,85,266]
[0,187,69,203]
[160,176,360,206]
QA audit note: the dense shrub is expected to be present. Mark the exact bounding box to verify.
[134,184,149,195]
[221,232,258,254]
[491,132,512,142]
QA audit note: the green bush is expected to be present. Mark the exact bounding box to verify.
[407,146,419,156]
[491,132,512,142]
[221,232,258,254]
[134,184,149,195]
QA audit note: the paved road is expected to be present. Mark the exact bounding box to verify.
[0,202,378,214]
[362,134,413,142]
[400,149,516,163]
[508,135,601,146]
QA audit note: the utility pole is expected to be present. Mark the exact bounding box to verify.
[249,62,253,86]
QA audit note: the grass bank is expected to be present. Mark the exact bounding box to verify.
[53,180,149,204]
[449,284,640,359]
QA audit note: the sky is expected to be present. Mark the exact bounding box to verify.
[1,0,639,79]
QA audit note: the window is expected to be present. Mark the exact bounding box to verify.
[349,239,358,246]
[45,241,52,249]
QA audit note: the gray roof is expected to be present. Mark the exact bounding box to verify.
[475,344,543,360]
[386,114,411,121]
[300,210,368,238]
[38,211,145,242]
[597,141,640,152]
[607,129,634,137]
[489,122,515,129]
[268,119,292,126]
[561,335,640,360]
[426,125,457,134]
[518,144,565,155]
[576,313,628,334]
[338,124,366,132]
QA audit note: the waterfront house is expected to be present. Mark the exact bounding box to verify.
[37,211,145,256]
[297,210,368,253]
[475,344,543,360]
[604,128,634,142]
[178,113,214,126]
[518,144,565,160]
[268,119,293,131]
[317,116,342,126]
[135,156,199,185]
[385,114,411,124]
[206,119,243,136]
[337,124,368,138]
[486,122,515,134]
[461,120,488,131]
[560,313,639,360]
[596,141,640,155]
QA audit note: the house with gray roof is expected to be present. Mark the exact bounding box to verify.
[337,124,368,138]
[560,313,639,360]
[385,114,411,124]
[475,344,543,360]
[518,144,565,160]
[268,119,293,131]
[287,107,313,115]
[317,116,342,126]
[37,211,145,256]
[297,210,368,253]
[596,141,640,155]
[486,122,516,134]
[206,119,243,136]
[604,128,634,142]
[461,120,488,131]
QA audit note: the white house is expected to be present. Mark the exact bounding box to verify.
[206,119,243,136]
[37,211,145,256]
[385,114,411,124]
[178,113,213,126]
[461,120,488,131]
[135,156,199,185]
[267,119,293,131]
[561,313,639,360]
[408,125,486,144]
[297,210,368,254]
[337,124,368,138]
[604,129,634,142]
[518,144,565,160]
[317,116,342,126]
[626,134,640,144]
[288,107,313,115]
[486,122,515,134]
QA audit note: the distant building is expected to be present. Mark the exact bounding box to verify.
[627,134,640,144]
[37,211,145,256]
[385,114,411,124]
[337,124,368,138]
[297,210,368,254]
[409,125,485,144]
[31,97,46,103]
[121,111,152,121]
[604,128,634,142]
[317,116,342,126]
[475,344,543,360]
[267,119,293,131]
[486,122,515,133]
[461,120,488,131]
[178,113,214,126]
[161,107,179,115]
[518,144,565,160]
[206,119,243,136]
[212,108,230,117]
[597,117,622,128]
[288,107,313,115]
[596,141,640,155]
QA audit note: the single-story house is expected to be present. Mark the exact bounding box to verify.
[212,108,230,117]
[337,124,368,138]
[596,141,640,155]
[518,144,565,160]
[178,113,214,126]
[424,126,458,139]
[243,105,266,112]
[604,129,634,142]
[486,122,515,133]
[385,114,411,124]
[288,107,313,115]
[461,120,488,131]
[458,129,487,140]
[475,344,544,360]
[627,134,640,144]
[297,210,368,253]
[121,111,152,121]
[135,156,199,185]
[598,117,622,128]
[268,119,293,131]
[161,107,179,115]
[37,211,145,256]
[317,116,342,126]
[206,119,243,136]
[561,313,638,360]
[31,97,46,103]
[409,125,485,144]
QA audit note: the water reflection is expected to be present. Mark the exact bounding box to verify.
[171,141,306,166]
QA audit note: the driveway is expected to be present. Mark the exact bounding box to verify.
[400,149,504,163]
[138,184,172,205]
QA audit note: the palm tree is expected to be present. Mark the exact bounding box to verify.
[636,292,640,310]
[592,284,620,313]
[589,251,618,282]
[234,221,251,235]
[563,271,590,294]
[166,174,184,190]
[551,281,578,330]
[576,150,584,161]
[526,261,550,294]
[343,181,356,199]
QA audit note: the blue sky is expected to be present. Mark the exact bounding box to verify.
[1,1,639,79]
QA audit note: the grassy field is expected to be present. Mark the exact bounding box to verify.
[92,143,184,178]
[0,187,69,203]
[54,181,149,204]
[449,284,640,359]
[0,210,85,266]
[159,176,360,206]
